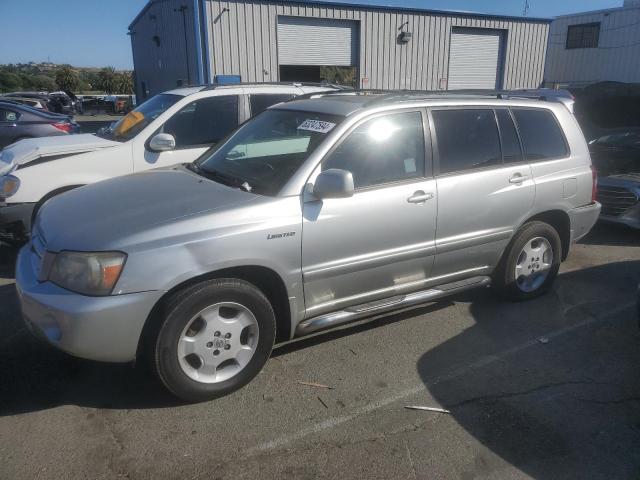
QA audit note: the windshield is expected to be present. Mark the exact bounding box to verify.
[96,94,181,142]
[196,109,343,196]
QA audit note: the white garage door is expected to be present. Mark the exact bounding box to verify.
[277,17,358,66]
[448,28,504,90]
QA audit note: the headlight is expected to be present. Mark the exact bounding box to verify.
[0,175,20,198]
[48,251,127,296]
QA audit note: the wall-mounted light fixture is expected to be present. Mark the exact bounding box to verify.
[398,21,412,44]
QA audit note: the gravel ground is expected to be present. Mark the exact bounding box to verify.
[0,223,639,479]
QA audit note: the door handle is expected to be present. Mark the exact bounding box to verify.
[509,173,529,184]
[407,191,434,204]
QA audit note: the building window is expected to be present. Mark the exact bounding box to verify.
[566,22,600,49]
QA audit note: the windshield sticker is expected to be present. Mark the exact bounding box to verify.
[297,119,336,134]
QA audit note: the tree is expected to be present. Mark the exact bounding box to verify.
[114,71,134,94]
[0,72,22,92]
[97,66,117,94]
[55,66,80,92]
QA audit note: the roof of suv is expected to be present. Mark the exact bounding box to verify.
[163,82,349,97]
[276,91,574,116]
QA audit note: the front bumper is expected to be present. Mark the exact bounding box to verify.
[568,202,601,242]
[15,243,164,363]
[0,202,35,238]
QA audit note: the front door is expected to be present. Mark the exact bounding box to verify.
[430,107,535,277]
[302,110,438,317]
[133,94,241,171]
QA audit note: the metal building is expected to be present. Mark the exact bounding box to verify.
[129,0,551,99]
[545,0,640,86]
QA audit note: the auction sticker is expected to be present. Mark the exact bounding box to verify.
[297,119,336,134]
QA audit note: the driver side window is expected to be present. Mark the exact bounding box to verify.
[161,95,239,148]
[322,111,426,189]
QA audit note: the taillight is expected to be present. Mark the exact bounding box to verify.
[51,122,72,133]
[591,164,598,203]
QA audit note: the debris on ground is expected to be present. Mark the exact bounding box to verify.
[404,405,451,414]
[538,336,550,344]
[317,396,329,409]
[297,381,334,389]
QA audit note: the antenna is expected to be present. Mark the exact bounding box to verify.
[523,0,530,16]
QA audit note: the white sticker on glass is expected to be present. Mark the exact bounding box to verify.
[297,119,336,134]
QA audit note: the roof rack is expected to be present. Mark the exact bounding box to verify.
[198,81,354,91]
[289,88,575,110]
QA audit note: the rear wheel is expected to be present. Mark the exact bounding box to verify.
[493,221,562,301]
[151,278,276,402]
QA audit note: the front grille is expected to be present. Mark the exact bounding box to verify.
[597,186,639,217]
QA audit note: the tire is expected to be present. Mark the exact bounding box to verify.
[151,278,276,402]
[493,221,562,301]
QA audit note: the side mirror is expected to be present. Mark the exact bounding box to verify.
[148,133,176,152]
[313,169,354,199]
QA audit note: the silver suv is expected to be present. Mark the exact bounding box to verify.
[16,92,601,402]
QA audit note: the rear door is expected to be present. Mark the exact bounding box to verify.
[134,94,241,170]
[430,107,534,277]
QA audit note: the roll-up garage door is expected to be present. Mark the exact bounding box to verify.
[448,28,504,90]
[277,17,358,66]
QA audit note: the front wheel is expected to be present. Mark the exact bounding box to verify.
[493,221,562,301]
[152,279,276,402]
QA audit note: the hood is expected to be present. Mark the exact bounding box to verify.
[0,134,119,172]
[38,166,260,252]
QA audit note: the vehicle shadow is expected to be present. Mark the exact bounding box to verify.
[416,261,640,478]
[0,282,180,416]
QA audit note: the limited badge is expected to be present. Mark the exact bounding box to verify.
[297,119,336,134]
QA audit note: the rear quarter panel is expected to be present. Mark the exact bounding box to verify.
[528,106,593,217]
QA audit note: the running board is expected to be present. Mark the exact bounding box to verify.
[295,275,491,336]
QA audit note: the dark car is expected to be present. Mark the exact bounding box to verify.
[0,101,79,149]
[588,130,640,229]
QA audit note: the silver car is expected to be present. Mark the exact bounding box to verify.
[16,92,601,402]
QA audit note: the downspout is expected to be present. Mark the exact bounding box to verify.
[200,0,212,84]
[193,0,205,85]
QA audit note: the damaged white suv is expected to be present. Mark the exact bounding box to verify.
[0,83,337,241]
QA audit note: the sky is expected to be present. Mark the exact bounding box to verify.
[0,0,625,70]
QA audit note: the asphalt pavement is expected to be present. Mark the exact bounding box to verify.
[0,223,639,479]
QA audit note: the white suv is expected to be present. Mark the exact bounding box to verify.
[0,83,338,241]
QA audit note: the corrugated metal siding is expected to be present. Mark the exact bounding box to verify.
[130,0,200,98]
[277,17,357,66]
[201,0,548,90]
[545,6,640,85]
[448,28,504,89]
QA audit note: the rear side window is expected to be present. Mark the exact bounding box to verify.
[496,109,522,163]
[433,109,501,174]
[162,95,239,148]
[512,109,568,161]
[250,94,295,116]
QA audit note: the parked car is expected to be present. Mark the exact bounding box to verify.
[596,174,640,229]
[4,97,50,110]
[0,101,79,149]
[2,92,65,114]
[15,91,600,402]
[0,83,339,241]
